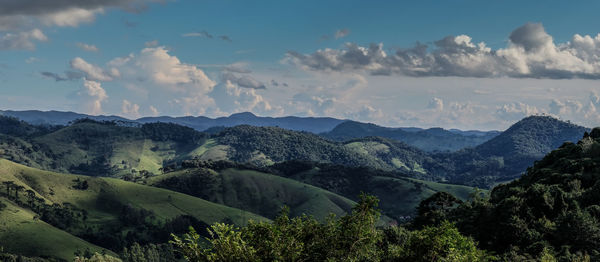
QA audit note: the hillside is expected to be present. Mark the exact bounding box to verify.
[322,121,499,152]
[262,161,480,219]
[0,159,266,259]
[418,128,600,260]
[435,116,589,187]
[146,167,357,221]
[1,110,345,133]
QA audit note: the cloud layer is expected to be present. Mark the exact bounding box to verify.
[287,23,600,79]
[0,0,163,50]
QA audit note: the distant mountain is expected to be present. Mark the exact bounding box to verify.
[0,110,345,133]
[0,110,128,125]
[322,121,500,152]
[435,115,589,186]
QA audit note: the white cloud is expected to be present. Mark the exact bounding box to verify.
[0,28,47,50]
[496,102,541,121]
[70,57,116,81]
[287,23,600,79]
[221,72,266,89]
[0,0,164,50]
[427,97,444,111]
[149,105,159,116]
[78,79,107,115]
[76,42,99,52]
[121,99,140,118]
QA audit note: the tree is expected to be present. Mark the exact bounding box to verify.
[25,189,36,208]
[13,185,25,203]
[2,181,14,198]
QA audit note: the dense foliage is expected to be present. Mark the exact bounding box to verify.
[171,194,492,262]
[322,120,498,152]
[414,129,600,260]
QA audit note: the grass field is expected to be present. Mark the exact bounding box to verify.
[0,159,267,260]
[0,200,113,260]
[149,168,357,221]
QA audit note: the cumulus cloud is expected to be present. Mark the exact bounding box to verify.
[121,99,140,118]
[76,42,99,52]
[69,46,218,116]
[0,0,164,50]
[0,28,47,50]
[221,72,266,89]
[286,23,600,79]
[149,105,159,116]
[548,93,600,123]
[70,57,117,81]
[78,79,107,115]
[496,102,541,121]
[210,80,275,115]
[223,62,252,73]
[427,97,444,111]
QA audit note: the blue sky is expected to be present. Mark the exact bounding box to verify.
[2,0,600,130]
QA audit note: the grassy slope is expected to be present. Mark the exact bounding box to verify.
[0,159,267,259]
[148,168,357,221]
[0,200,112,260]
[287,166,483,218]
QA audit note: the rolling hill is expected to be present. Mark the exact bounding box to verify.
[0,159,266,260]
[321,120,499,152]
[146,167,358,221]
[434,115,589,187]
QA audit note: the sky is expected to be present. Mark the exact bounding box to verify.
[1,0,600,130]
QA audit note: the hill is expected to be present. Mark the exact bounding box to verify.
[434,115,589,187]
[322,121,499,152]
[0,159,265,259]
[417,128,600,260]
[1,110,345,133]
[146,167,357,221]
[263,160,480,219]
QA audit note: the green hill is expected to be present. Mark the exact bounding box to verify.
[0,159,266,260]
[434,115,589,187]
[322,120,498,152]
[418,128,600,260]
[262,161,481,219]
[147,167,357,221]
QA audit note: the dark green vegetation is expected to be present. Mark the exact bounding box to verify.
[171,194,494,262]
[147,160,480,220]
[412,128,600,260]
[0,113,595,261]
[322,120,499,152]
[435,116,588,187]
[0,115,586,188]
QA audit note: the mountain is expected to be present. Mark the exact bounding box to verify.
[0,114,588,189]
[435,115,589,187]
[0,110,345,133]
[322,121,500,152]
[419,128,600,260]
[0,159,266,259]
[0,110,129,126]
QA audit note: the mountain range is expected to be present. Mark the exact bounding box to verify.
[0,110,500,152]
